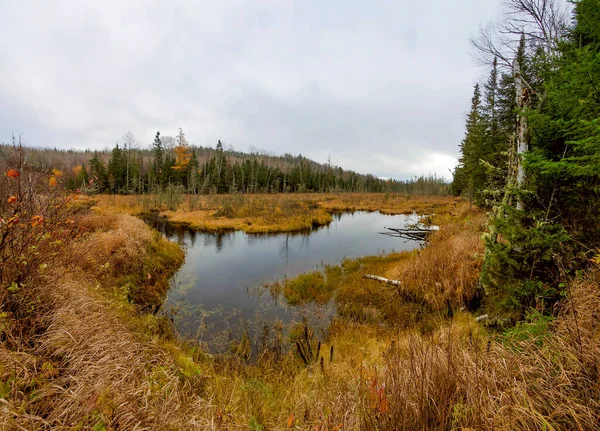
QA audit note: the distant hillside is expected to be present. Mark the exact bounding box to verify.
[0,135,448,195]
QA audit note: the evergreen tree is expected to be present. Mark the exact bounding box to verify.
[480,0,600,317]
[452,84,485,202]
[187,150,200,194]
[152,131,164,188]
[107,144,126,193]
[89,152,109,192]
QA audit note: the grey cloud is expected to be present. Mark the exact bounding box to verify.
[0,0,501,179]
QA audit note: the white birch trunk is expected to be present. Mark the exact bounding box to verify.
[363,275,402,286]
[514,58,528,210]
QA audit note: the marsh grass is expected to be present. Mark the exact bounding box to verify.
[268,203,486,330]
[91,192,460,234]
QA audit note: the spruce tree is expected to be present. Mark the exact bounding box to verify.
[89,152,109,192]
[108,144,126,193]
[453,84,485,202]
[152,131,164,187]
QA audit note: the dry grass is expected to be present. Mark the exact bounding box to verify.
[271,202,486,328]
[91,193,460,234]
[358,270,600,431]
[316,193,461,215]
[388,204,486,310]
[0,211,198,430]
[77,212,184,309]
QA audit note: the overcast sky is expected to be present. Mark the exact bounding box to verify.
[1,0,501,180]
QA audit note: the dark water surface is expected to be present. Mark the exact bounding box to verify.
[144,211,423,350]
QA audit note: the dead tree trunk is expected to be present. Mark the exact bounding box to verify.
[514,44,529,211]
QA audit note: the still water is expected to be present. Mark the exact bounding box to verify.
[145,211,423,350]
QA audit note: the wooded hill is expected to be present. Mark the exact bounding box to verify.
[0,135,448,195]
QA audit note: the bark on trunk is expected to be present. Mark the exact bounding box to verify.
[514,57,529,210]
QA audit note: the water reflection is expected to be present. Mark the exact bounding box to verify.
[142,210,424,352]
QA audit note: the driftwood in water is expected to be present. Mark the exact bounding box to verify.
[379,226,435,242]
[363,274,422,302]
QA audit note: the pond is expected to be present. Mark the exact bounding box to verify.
[144,211,425,352]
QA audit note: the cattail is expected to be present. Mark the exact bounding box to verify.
[330,345,334,364]
[320,356,324,373]
[316,341,321,361]
[296,340,308,365]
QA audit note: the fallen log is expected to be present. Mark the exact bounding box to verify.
[363,274,423,303]
[363,274,402,286]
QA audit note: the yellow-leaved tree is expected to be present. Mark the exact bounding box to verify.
[172,127,192,171]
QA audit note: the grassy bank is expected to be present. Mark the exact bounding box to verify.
[267,203,486,328]
[1,210,187,429]
[91,193,460,233]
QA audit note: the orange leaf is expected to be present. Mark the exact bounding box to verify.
[7,216,20,228]
[49,176,57,187]
[7,196,17,204]
[7,169,20,178]
[30,215,44,227]
[287,413,295,427]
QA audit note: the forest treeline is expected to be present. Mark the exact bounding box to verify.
[452,0,600,316]
[0,134,448,195]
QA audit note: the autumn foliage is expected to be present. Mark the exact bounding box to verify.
[0,140,84,295]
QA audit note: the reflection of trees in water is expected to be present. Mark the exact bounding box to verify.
[141,213,241,253]
[279,235,289,264]
[194,231,234,253]
[187,229,197,247]
[141,212,186,245]
[276,231,312,262]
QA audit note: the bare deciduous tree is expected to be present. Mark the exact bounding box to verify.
[471,0,571,70]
